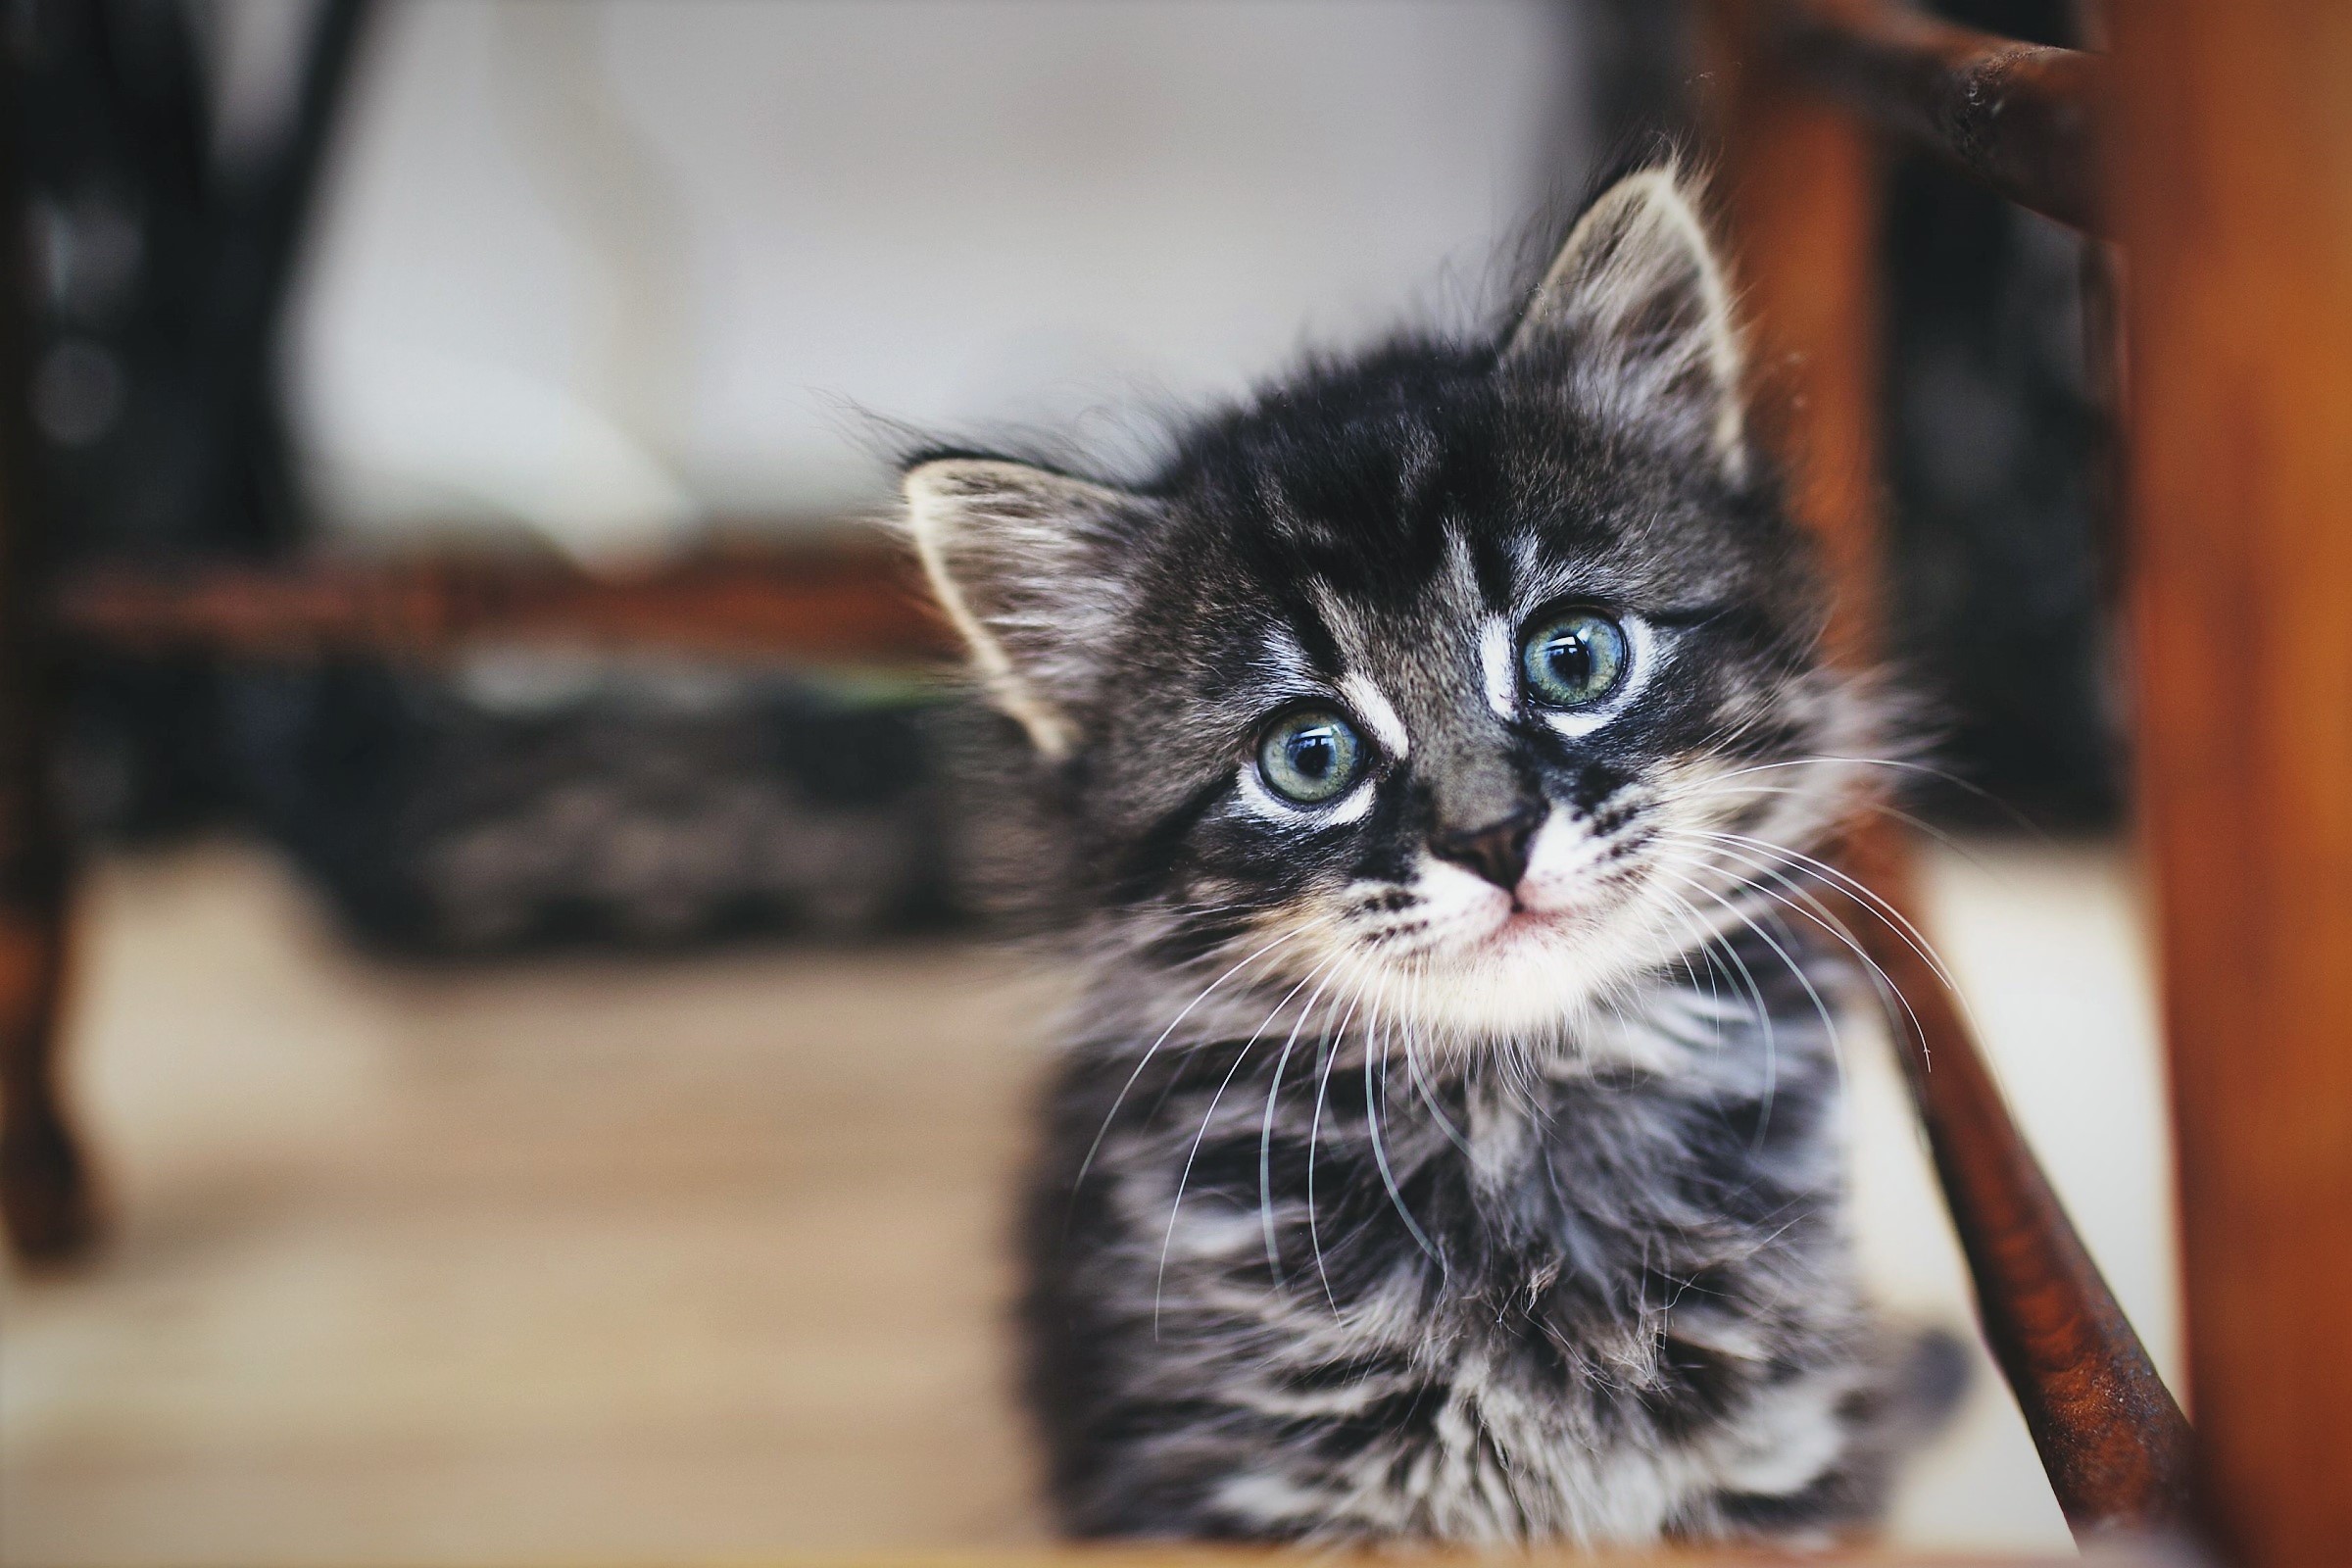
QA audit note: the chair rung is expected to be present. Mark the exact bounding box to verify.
[46,546,957,663]
[1771,0,2106,233]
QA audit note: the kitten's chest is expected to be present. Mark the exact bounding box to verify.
[1133,1038,1825,1329]
[1070,967,1846,1345]
[1047,1004,1858,1542]
[1400,1071,1792,1330]
[1220,1063,1845,1536]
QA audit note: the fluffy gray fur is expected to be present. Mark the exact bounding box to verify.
[902,167,1949,1547]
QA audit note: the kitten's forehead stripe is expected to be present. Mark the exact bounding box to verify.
[1338,675,1409,759]
[1256,623,1315,683]
[1481,618,1516,718]
[1267,572,1348,678]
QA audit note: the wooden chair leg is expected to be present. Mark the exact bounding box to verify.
[0,463,91,1263]
[0,842,90,1265]
[2113,5,2352,1562]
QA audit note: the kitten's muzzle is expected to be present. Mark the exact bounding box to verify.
[1430,804,1543,893]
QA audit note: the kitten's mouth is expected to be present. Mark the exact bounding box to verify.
[1470,879,1625,951]
[1482,900,1571,947]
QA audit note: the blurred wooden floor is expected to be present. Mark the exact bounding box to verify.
[1,846,1063,1562]
[0,840,2176,1563]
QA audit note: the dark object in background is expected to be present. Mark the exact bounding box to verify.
[19,0,980,953]
[1586,0,2122,828]
[1880,152,2116,827]
[15,0,374,835]
[1850,0,2124,827]
[1873,0,2119,828]
[18,0,368,560]
[216,659,973,954]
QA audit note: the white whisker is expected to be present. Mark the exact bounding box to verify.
[1155,949,1346,1333]
[1365,967,1444,1272]
[1071,927,1304,1210]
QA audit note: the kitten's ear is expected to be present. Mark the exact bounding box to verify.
[1504,168,1747,476]
[903,457,1153,760]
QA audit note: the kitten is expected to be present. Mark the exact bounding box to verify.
[903,168,1943,1546]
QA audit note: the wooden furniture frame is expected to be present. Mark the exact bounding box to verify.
[3,3,2343,1563]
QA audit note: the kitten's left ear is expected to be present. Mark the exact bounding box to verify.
[1504,168,1747,477]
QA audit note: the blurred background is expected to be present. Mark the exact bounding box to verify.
[1,0,2167,1561]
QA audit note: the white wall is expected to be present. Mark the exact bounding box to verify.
[292,0,1587,560]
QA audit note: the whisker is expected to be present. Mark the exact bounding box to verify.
[1690,754,2040,835]
[1642,886,1742,1060]
[1679,777,1984,864]
[1657,830,1932,1099]
[1404,1021,1474,1159]
[1644,862,1809,1148]
[1258,951,1357,1290]
[1155,950,1345,1332]
[1365,969,1444,1273]
[1673,825,1980,1050]
[1070,927,1304,1211]
[1707,829,1965,996]
[1306,961,1372,1318]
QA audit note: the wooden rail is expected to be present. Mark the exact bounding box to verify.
[1836,828,2194,1532]
[47,544,956,663]
[1764,0,2105,234]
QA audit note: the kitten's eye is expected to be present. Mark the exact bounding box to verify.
[1521,609,1630,709]
[1256,707,1366,806]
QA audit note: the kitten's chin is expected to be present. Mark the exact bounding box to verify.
[1369,907,1667,1050]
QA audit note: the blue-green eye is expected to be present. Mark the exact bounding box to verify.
[1521,609,1630,709]
[1256,707,1365,806]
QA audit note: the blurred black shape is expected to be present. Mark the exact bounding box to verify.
[14,0,373,836]
[1874,0,2121,828]
[1880,148,2118,828]
[1585,0,2123,830]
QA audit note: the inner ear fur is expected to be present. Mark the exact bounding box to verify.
[902,457,1152,760]
[1504,168,1748,476]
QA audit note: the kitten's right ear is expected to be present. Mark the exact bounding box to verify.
[902,457,1153,760]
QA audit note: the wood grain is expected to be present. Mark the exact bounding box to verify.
[1700,0,2191,1539]
[2112,5,2352,1564]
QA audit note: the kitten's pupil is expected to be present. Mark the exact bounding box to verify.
[1291,732,1334,781]
[1544,637,1592,691]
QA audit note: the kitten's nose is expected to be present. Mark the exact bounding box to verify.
[1431,805,1542,892]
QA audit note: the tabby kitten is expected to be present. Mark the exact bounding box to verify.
[905,169,1934,1546]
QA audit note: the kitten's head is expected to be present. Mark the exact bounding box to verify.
[905,169,1884,1045]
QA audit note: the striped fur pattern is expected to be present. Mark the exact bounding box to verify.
[903,169,1931,1546]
